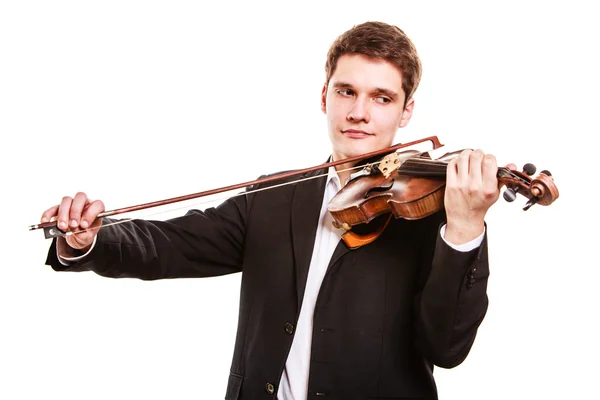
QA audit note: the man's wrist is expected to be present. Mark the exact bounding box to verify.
[57,236,97,265]
[440,223,485,252]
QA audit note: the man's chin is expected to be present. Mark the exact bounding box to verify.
[342,142,389,158]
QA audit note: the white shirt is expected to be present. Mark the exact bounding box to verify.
[277,168,343,400]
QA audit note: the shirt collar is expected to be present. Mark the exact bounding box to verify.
[326,165,341,190]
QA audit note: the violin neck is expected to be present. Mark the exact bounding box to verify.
[398,159,448,177]
[399,159,507,178]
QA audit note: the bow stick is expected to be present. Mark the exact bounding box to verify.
[29,136,444,239]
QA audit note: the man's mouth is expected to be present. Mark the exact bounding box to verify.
[342,129,374,138]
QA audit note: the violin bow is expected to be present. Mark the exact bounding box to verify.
[28,136,444,239]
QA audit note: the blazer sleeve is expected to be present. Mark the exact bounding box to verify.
[45,192,251,280]
[413,211,490,368]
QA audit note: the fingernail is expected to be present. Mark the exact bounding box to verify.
[81,220,89,228]
[70,219,78,227]
[59,221,67,229]
[41,217,48,223]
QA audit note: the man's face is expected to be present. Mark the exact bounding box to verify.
[322,54,414,162]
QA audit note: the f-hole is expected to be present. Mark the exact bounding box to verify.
[365,180,394,198]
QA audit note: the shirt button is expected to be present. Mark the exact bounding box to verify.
[285,322,295,335]
[266,383,275,394]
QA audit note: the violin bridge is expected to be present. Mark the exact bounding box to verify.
[377,153,401,178]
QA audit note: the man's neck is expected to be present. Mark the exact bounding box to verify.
[334,162,354,187]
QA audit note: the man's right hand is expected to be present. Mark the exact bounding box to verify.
[41,192,105,253]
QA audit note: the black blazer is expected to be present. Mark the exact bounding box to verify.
[47,167,490,400]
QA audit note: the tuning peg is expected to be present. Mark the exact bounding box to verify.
[503,188,517,202]
[523,198,538,211]
[540,169,552,176]
[522,163,536,176]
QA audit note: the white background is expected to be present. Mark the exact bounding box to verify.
[1,1,598,399]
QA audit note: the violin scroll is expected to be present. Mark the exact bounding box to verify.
[499,163,559,210]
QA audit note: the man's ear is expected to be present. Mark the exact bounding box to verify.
[398,97,415,128]
[321,83,327,114]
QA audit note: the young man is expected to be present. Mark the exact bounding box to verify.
[43,21,502,399]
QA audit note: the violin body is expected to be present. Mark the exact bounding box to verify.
[328,173,446,228]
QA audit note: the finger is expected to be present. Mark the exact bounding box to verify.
[446,157,458,187]
[69,192,89,229]
[505,163,517,170]
[468,149,485,190]
[41,205,59,223]
[456,149,472,185]
[57,197,73,231]
[81,199,106,229]
[482,154,499,194]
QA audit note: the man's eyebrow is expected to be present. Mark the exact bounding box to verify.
[331,81,354,89]
[372,87,399,100]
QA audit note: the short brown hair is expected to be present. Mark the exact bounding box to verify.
[325,21,422,105]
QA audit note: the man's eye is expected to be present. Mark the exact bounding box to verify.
[375,96,391,104]
[337,89,354,96]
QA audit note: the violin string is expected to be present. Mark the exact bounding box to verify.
[400,158,448,175]
[404,160,526,183]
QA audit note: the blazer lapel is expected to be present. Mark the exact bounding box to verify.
[291,167,327,310]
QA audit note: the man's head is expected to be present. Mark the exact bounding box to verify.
[325,21,422,106]
[321,21,422,163]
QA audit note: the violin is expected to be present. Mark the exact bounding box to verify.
[28,136,559,249]
[328,146,559,249]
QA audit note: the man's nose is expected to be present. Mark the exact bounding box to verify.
[347,96,370,123]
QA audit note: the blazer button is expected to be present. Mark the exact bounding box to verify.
[285,322,295,335]
[265,383,275,394]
